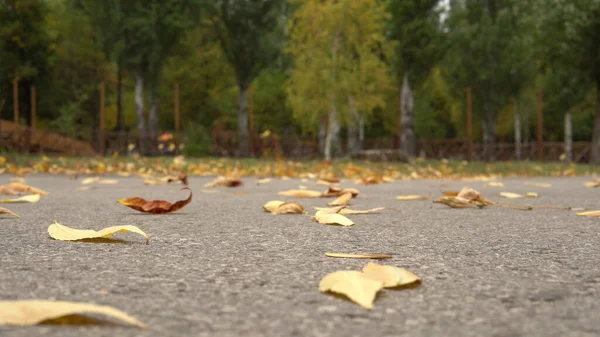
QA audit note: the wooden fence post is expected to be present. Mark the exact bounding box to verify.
[466,87,473,161]
[536,89,543,161]
[31,85,36,129]
[99,81,106,155]
[174,82,180,132]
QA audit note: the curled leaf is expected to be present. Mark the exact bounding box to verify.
[0,206,19,217]
[48,221,149,244]
[434,196,478,208]
[3,183,49,196]
[204,176,241,188]
[117,187,192,214]
[319,271,383,309]
[271,202,304,215]
[396,195,428,201]
[435,187,493,208]
[325,252,392,259]
[0,194,40,203]
[312,212,354,226]
[584,180,600,188]
[322,187,360,198]
[263,200,285,212]
[0,300,147,328]
[362,262,421,288]
[329,192,352,206]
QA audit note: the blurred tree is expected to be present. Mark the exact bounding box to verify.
[287,0,394,160]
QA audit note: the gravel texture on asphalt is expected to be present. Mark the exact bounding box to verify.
[0,175,599,337]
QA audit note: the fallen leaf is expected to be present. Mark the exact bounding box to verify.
[200,189,218,193]
[584,180,600,188]
[499,192,524,199]
[48,221,149,244]
[257,178,272,184]
[263,200,285,212]
[278,189,323,198]
[9,177,26,184]
[313,206,346,214]
[339,207,385,215]
[0,300,147,328]
[81,177,101,185]
[362,262,421,288]
[0,185,18,195]
[98,179,119,185]
[434,196,479,208]
[396,195,428,201]
[486,181,504,187]
[322,187,360,198]
[271,202,304,215]
[312,212,354,226]
[525,182,551,188]
[3,183,49,196]
[442,190,459,197]
[0,206,19,217]
[576,210,600,217]
[325,253,392,259]
[329,192,352,206]
[526,192,538,198]
[0,194,40,203]
[435,187,493,208]
[319,271,383,309]
[204,176,242,188]
[117,187,192,214]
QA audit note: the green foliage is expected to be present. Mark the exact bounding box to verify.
[182,122,212,157]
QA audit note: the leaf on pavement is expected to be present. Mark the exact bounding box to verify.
[144,174,187,186]
[329,192,352,206]
[312,211,354,226]
[321,186,360,198]
[0,194,40,203]
[524,182,551,188]
[486,181,504,187]
[263,200,304,215]
[584,180,600,188]
[434,187,493,208]
[396,195,428,200]
[442,190,459,196]
[325,252,392,259]
[318,271,384,309]
[98,179,119,185]
[81,177,101,185]
[2,183,49,196]
[0,206,19,217]
[576,210,600,217]
[339,207,385,215]
[257,177,272,184]
[117,187,192,214]
[48,221,149,244]
[263,200,285,212]
[278,189,323,198]
[362,262,421,288]
[500,192,538,199]
[204,176,242,188]
[0,300,147,328]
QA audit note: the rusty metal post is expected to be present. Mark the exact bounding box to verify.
[536,89,543,161]
[466,87,473,160]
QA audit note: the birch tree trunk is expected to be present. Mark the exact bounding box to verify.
[324,109,333,161]
[237,83,250,157]
[134,72,147,155]
[148,83,160,155]
[564,110,572,162]
[347,95,360,156]
[514,98,521,160]
[324,105,340,160]
[592,85,600,164]
[400,74,416,156]
[318,118,327,155]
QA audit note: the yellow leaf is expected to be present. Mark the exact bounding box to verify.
[0,300,146,328]
[325,252,392,259]
[200,189,218,193]
[257,178,272,184]
[362,262,421,288]
[339,207,385,215]
[486,181,504,187]
[313,206,346,214]
[0,194,40,203]
[98,179,119,185]
[584,180,600,188]
[499,192,524,199]
[271,202,304,215]
[48,221,149,244]
[524,182,551,188]
[278,189,323,198]
[318,271,383,309]
[525,192,538,198]
[204,176,242,188]
[576,210,600,217]
[396,195,428,200]
[81,177,101,185]
[263,200,285,212]
[312,212,354,226]
[329,192,352,206]
[0,206,19,217]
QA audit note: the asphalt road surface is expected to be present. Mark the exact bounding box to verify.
[1,175,599,337]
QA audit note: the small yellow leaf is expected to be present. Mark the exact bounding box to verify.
[576,210,600,217]
[329,192,352,206]
[0,300,147,328]
[339,207,385,215]
[525,182,551,188]
[313,212,354,226]
[271,202,304,215]
[325,252,392,259]
[204,176,242,188]
[313,206,345,214]
[81,177,101,185]
[278,189,323,198]
[319,271,383,309]
[525,192,538,198]
[584,181,600,188]
[362,262,421,288]
[263,200,285,212]
[257,178,272,184]
[98,179,119,185]
[0,206,19,217]
[486,181,504,187]
[499,192,524,199]
[0,194,40,203]
[48,222,149,244]
[396,195,428,201]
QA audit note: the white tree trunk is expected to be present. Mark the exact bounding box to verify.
[564,110,572,162]
[237,83,250,157]
[318,118,327,155]
[514,98,521,160]
[324,105,340,160]
[148,85,159,154]
[134,72,147,154]
[324,110,333,161]
[400,74,415,156]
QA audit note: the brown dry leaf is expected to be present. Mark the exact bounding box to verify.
[204,176,242,188]
[0,194,40,203]
[48,221,149,244]
[396,195,428,201]
[4,183,49,196]
[318,271,384,309]
[321,186,360,198]
[362,262,421,288]
[0,206,19,218]
[525,182,551,188]
[0,300,147,328]
[271,202,304,215]
[329,192,352,206]
[278,189,323,198]
[434,196,478,208]
[263,200,285,212]
[325,253,392,259]
[0,185,18,195]
[576,210,600,217]
[312,211,354,226]
[442,190,459,197]
[117,187,192,214]
[316,179,337,186]
[144,175,187,186]
[486,181,504,187]
[435,187,493,208]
